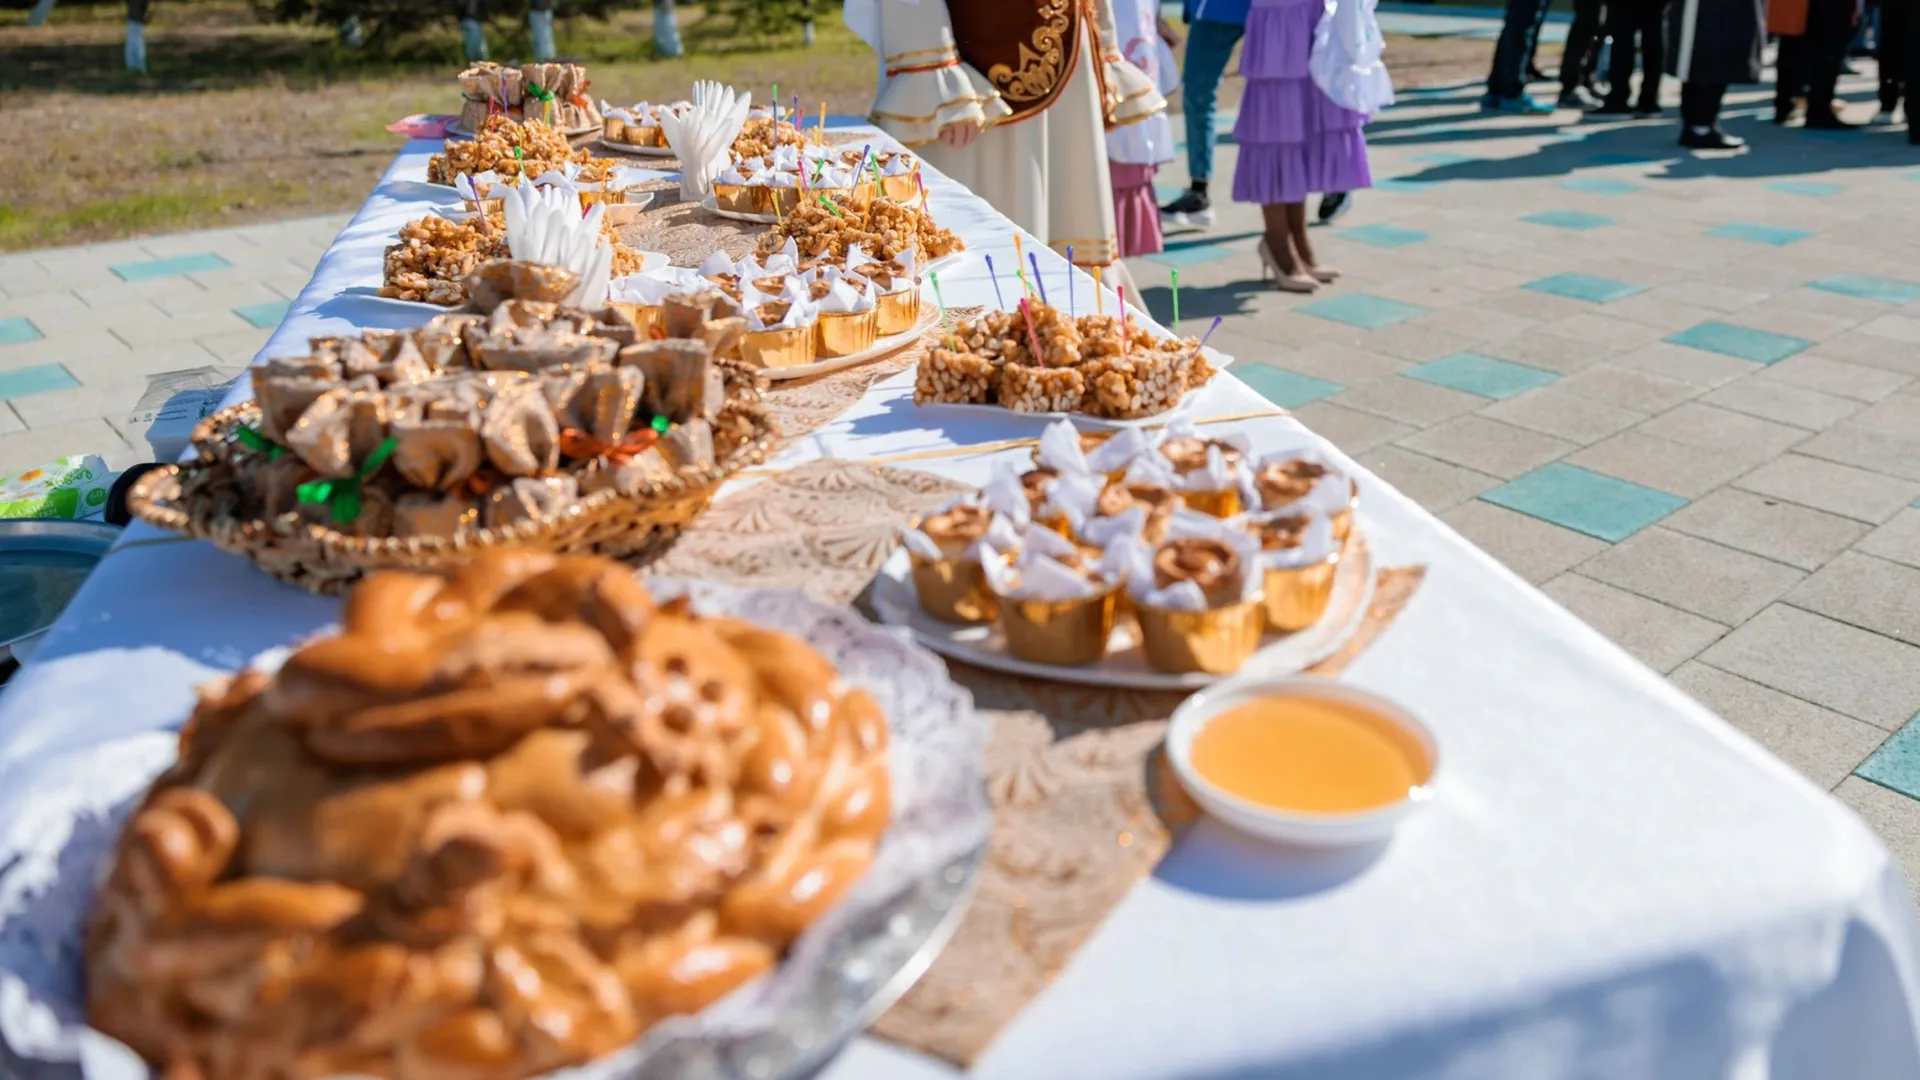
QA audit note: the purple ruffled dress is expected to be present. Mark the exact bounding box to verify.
[1230,0,1373,205]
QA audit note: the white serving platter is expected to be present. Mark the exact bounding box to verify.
[869,531,1374,691]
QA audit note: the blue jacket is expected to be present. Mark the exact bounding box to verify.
[1184,0,1251,25]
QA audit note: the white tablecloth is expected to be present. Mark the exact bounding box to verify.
[5,134,1920,1080]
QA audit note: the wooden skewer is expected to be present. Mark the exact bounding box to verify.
[735,408,1291,475]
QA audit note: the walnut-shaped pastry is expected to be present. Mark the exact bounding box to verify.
[85,549,891,1080]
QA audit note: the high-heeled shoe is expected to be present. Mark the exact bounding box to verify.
[1258,238,1319,293]
[1304,265,1341,283]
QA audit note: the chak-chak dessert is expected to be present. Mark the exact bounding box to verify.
[85,549,890,1080]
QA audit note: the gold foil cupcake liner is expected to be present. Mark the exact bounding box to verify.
[909,549,995,624]
[880,174,918,202]
[875,287,922,335]
[1136,598,1265,674]
[739,324,816,369]
[1332,479,1360,543]
[712,182,757,215]
[999,584,1119,667]
[607,302,662,339]
[1261,554,1340,633]
[817,308,880,358]
[1179,486,1242,518]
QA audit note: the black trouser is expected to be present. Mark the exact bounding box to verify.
[1487,0,1555,97]
[1562,0,1607,92]
[1603,0,1668,107]
[1804,0,1858,113]
[1681,81,1728,128]
[1777,32,1810,105]
[1881,0,1909,110]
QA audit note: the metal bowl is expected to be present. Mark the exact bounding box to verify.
[0,519,119,666]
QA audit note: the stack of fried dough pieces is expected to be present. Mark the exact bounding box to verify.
[86,549,891,1080]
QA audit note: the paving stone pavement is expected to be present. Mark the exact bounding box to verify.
[6,70,1920,890]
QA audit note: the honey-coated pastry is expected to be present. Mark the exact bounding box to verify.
[919,502,992,556]
[1152,537,1244,608]
[1255,457,1328,508]
[1253,512,1313,552]
[86,549,891,1080]
[1159,436,1241,476]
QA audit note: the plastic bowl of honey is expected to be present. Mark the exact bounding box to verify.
[1166,676,1438,846]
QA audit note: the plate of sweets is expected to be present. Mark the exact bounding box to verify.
[449,62,603,137]
[435,163,661,224]
[707,144,923,221]
[607,239,936,381]
[428,115,612,188]
[596,98,690,156]
[0,547,988,1080]
[376,211,660,309]
[870,418,1372,690]
[911,297,1230,429]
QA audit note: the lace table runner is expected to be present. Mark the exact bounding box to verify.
[759,309,980,452]
[654,461,1428,1067]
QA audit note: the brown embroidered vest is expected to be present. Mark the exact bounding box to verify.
[948,0,1087,124]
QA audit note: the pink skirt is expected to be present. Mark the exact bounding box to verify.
[1111,161,1164,258]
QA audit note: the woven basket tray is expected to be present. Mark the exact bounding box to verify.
[129,395,778,596]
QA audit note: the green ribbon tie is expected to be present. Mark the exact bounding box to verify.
[649,414,670,433]
[234,425,283,459]
[297,436,396,524]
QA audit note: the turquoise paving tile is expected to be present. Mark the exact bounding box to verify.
[1521,210,1614,230]
[1708,222,1812,246]
[1410,151,1475,165]
[1906,169,1920,181]
[1377,178,1438,193]
[1340,223,1430,248]
[0,363,78,402]
[1764,179,1843,197]
[1524,272,1645,303]
[1666,320,1811,364]
[1155,183,1188,202]
[1854,714,1920,799]
[0,316,42,346]
[233,299,292,329]
[1404,352,1559,399]
[1559,176,1642,195]
[1297,293,1428,329]
[1235,365,1344,408]
[1810,274,1920,305]
[1481,463,1685,542]
[110,252,231,281]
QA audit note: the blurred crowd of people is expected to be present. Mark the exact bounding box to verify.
[1476,0,1919,147]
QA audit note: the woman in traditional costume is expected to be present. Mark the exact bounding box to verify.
[1232,0,1389,293]
[846,0,1166,288]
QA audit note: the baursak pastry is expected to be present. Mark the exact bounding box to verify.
[85,549,891,1080]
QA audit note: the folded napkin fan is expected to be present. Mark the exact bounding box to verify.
[501,183,613,309]
[660,80,752,201]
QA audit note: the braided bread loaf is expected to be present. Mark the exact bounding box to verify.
[85,549,891,1080]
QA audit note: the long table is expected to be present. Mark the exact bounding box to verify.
[5,133,1920,1080]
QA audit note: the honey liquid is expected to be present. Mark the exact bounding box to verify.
[1189,694,1428,813]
